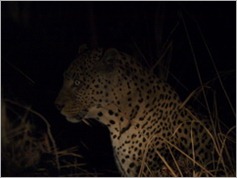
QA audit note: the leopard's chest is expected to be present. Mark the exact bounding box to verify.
[112,131,142,176]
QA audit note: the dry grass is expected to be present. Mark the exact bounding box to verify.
[137,103,235,176]
[136,10,236,177]
[1,99,97,177]
[2,8,235,177]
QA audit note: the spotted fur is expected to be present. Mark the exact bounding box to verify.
[55,46,215,176]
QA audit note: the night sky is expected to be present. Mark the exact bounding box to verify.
[2,1,236,176]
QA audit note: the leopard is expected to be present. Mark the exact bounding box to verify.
[55,45,216,176]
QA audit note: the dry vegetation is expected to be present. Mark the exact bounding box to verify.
[136,10,236,176]
[1,99,96,177]
[2,54,235,177]
[137,92,236,177]
[1,8,235,177]
[2,79,235,177]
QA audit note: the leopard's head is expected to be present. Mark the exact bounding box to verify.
[55,46,128,123]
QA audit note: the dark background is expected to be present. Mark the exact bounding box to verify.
[1,1,236,176]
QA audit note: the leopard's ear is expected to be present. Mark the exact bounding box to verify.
[98,48,119,72]
[78,44,89,54]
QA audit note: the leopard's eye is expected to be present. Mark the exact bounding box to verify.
[74,80,81,86]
